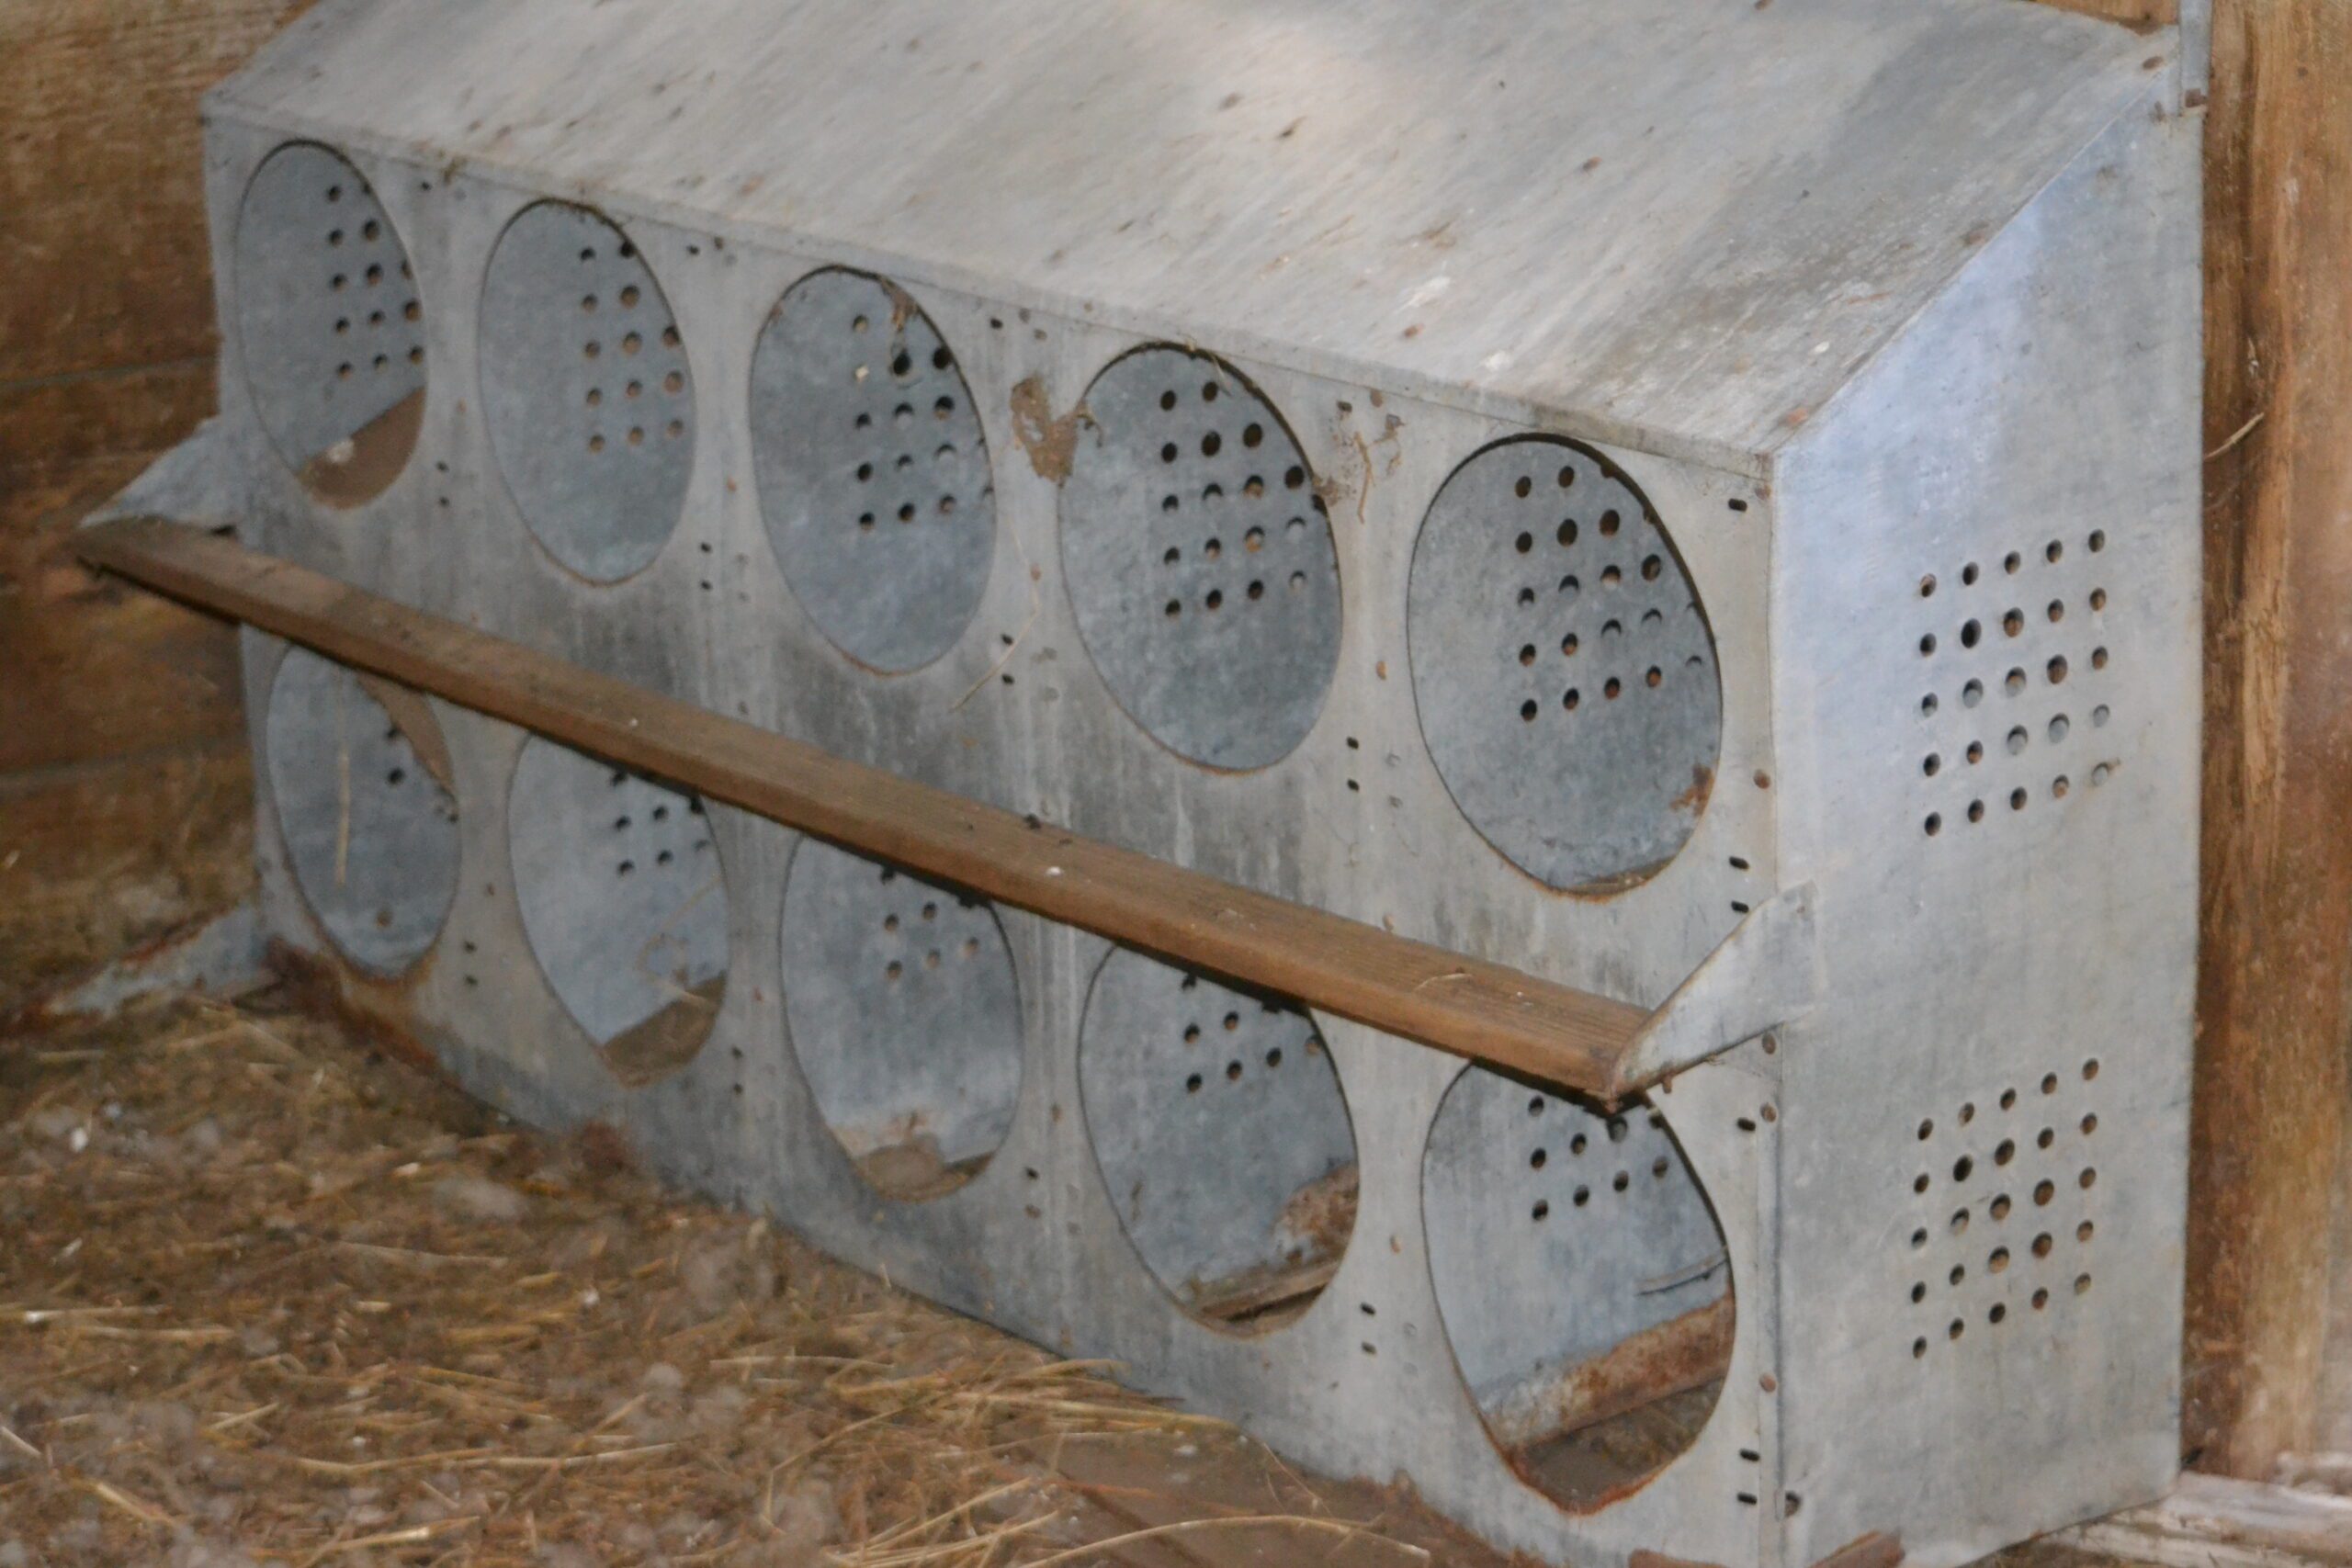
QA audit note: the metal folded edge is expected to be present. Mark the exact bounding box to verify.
[85,418,250,535]
[1610,883,1822,1099]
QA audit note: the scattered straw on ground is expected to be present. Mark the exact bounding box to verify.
[0,987,1510,1567]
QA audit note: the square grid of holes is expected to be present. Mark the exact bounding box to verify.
[1902,1058,2105,1363]
[1914,531,2120,837]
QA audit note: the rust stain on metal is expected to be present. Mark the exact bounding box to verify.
[266,939,439,1076]
[1812,1532,1904,1568]
[2025,0,2175,23]
[1504,1294,1735,1445]
[1312,457,1356,528]
[1008,376,1085,482]
[879,277,920,335]
[1671,763,1715,817]
[2,908,248,1034]
[1275,1160,1360,1260]
[1631,1552,1726,1568]
[574,1118,634,1175]
[1344,432,1374,525]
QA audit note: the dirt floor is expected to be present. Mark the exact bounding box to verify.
[0,982,1543,1567]
[8,953,2315,1568]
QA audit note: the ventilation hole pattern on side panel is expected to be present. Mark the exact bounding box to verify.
[1079,948,1356,1331]
[234,143,425,504]
[782,840,1023,1200]
[1899,1062,2104,1363]
[508,737,728,1085]
[750,270,999,672]
[264,649,459,976]
[480,203,695,582]
[1408,437,1722,891]
[1914,532,2120,838]
[1423,1070,1729,1509]
[1060,348,1341,770]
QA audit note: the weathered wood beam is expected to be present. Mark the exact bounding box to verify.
[2058,1472,2352,1568]
[2184,0,2352,1480]
[74,516,1657,1100]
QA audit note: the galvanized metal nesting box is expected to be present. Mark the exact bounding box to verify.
[134,0,2207,1561]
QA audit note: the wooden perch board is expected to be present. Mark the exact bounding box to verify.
[76,516,1655,1099]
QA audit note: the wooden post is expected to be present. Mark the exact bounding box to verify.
[2184,0,2352,1478]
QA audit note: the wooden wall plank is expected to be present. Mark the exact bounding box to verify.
[0,0,309,386]
[0,362,216,486]
[0,742,254,1008]
[0,1,304,1008]
[0,453,247,779]
[2183,0,2352,1480]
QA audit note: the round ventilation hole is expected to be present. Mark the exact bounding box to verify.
[1408,437,1722,890]
[264,649,460,975]
[1423,1069,1729,1509]
[481,202,695,581]
[751,270,998,672]
[508,737,728,1085]
[1079,947,1356,1332]
[1060,347,1341,769]
[782,840,1023,1200]
[234,144,425,506]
